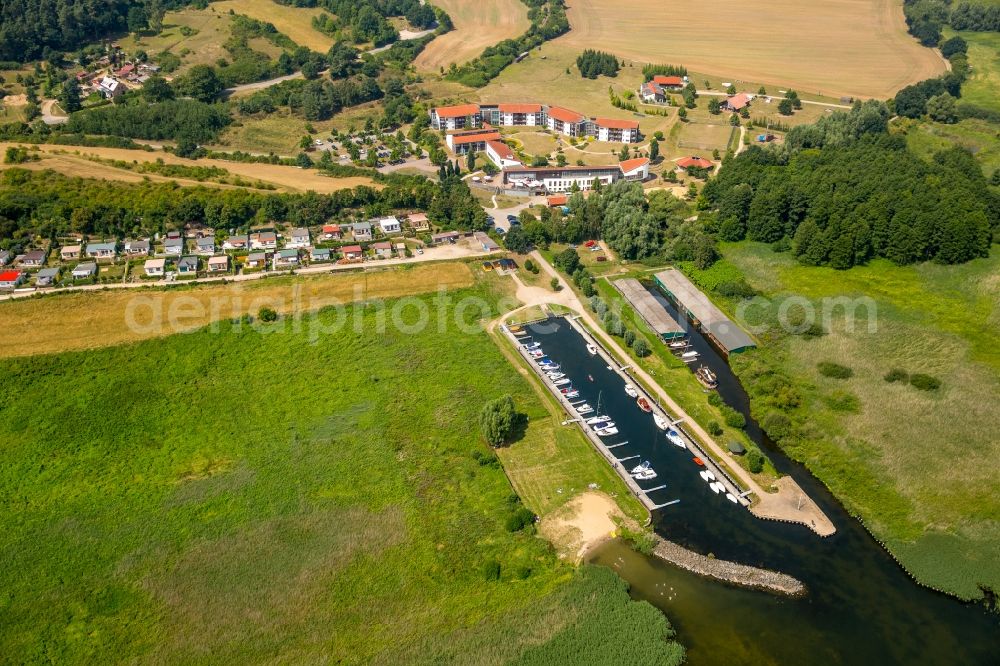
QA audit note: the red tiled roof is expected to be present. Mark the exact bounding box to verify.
[0,270,22,281]
[323,224,341,233]
[451,131,501,145]
[547,195,568,206]
[486,140,516,160]
[618,157,650,173]
[342,245,362,253]
[653,75,684,87]
[725,93,751,110]
[498,103,542,114]
[595,117,639,130]
[434,103,480,118]
[373,241,392,249]
[677,156,714,169]
[546,106,585,123]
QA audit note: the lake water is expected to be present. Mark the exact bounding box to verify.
[523,315,999,664]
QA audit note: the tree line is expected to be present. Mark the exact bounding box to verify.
[576,50,620,79]
[703,103,996,268]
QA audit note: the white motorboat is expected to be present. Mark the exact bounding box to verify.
[726,493,739,504]
[633,468,658,481]
[699,470,711,482]
[705,470,716,482]
[586,415,613,425]
[576,404,594,414]
[524,342,541,350]
[710,481,724,494]
[586,343,598,355]
[528,350,545,358]
[624,384,639,398]
[538,362,559,371]
[595,426,619,436]
[553,378,570,386]
[546,372,565,380]
[665,429,686,449]
[653,413,669,430]
[669,339,689,349]
[630,461,651,474]
[564,390,580,398]
[681,350,700,363]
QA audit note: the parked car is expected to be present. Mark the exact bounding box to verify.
[416,248,424,255]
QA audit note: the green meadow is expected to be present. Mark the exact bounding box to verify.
[706,242,1000,600]
[0,285,683,664]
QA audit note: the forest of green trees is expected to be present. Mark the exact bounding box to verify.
[576,50,619,79]
[703,103,996,268]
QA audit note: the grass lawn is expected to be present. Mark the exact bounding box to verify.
[951,29,1000,111]
[718,242,1000,600]
[0,283,684,663]
[676,122,735,152]
[905,117,1000,177]
[213,111,341,155]
[120,8,233,76]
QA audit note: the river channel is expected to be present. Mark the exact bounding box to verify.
[522,314,999,665]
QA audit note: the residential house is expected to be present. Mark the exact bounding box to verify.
[124,240,150,257]
[98,76,123,99]
[407,213,429,232]
[341,245,363,261]
[593,118,641,143]
[223,234,250,251]
[250,231,277,250]
[164,237,185,256]
[310,247,332,262]
[429,103,482,131]
[72,262,97,279]
[177,256,199,275]
[546,106,588,138]
[0,249,9,266]
[473,231,500,252]
[486,140,522,169]
[378,216,401,236]
[207,255,229,273]
[322,224,342,240]
[86,242,117,261]
[372,241,393,259]
[722,93,752,112]
[432,231,461,245]
[144,258,166,277]
[245,251,268,269]
[286,227,310,248]
[652,75,685,90]
[353,222,373,242]
[196,236,216,255]
[0,269,25,289]
[35,267,60,287]
[274,248,300,269]
[675,156,714,172]
[60,245,82,261]
[21,250,46,267]
[639,82,665,104]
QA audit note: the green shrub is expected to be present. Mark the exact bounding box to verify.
[721,406,746,429]
[479,395,517,447]
[817,362,853,379]
[505,507,536,532]
[746,448,765,474]
[910,373,942,391]
[761,411,792,440]
[884,368,909,383]
[524,258,535,272]
[623,329,636,346]
[825,390,860,413]
[707,393,723,407]
[632,338,650,357]
[258,306,278,322]
[482,559,501,581]
[707,420,723,436]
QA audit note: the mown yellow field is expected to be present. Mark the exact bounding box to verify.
[557,0,947,98]
[0,144,377,193]
[213,0,334,52]
[120,8,233,74]
[414,0,530,70]
[0,263,475,358]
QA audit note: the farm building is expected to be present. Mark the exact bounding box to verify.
[430,103,482,130]
[613,278,686,340]
[676,156,714,171]
[593,118,641,143]
[652,75,685,89]
[653,268,756,355]
[486,140,522,169]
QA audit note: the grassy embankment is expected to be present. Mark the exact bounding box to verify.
[0,274,683,662]
[713,242,1000,600]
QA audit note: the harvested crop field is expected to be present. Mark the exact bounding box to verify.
[0,144,376,193]
[0,263,474,358]
[414,0,530,70]
[557,0,947,98]
[213,0,333,51]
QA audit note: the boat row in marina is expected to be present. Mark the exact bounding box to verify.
[630,461,657,481]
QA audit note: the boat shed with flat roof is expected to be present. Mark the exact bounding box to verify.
[612,278,686,340]
[653,268,756,355]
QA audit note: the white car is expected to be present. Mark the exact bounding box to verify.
[416,248,424,255]
[314,139,323,146]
